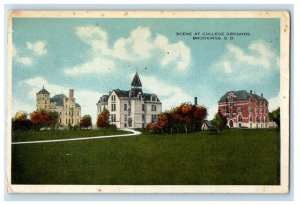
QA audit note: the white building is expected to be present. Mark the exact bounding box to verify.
[97,73,162,129]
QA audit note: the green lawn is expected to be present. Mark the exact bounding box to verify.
[11,129,280,185]
[12,129,129,142]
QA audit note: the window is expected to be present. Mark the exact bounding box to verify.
[124,114,127,122]
[238,115,242,122]
[111,104,116,112]
[229,112,233,118]
[151,114,157,123]
[142,114,145,122]
[138,94,142,100]
[151,105,156,111]
[249,115,253,122]
[249,106,253,113]
[151,96,156,101]
[77,111,79,116]
[255,108,258,113]
[261,116,264,123]
[256,116,259,123]
[111,95,116,102]
[124,104,127,111]
[142,104,145,111]
[111,114,116,122]
[237,107,242,113]
[223,107,227,113]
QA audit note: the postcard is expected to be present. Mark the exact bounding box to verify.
[6,10,290,193]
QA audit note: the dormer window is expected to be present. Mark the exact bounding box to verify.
[151,95,156,101]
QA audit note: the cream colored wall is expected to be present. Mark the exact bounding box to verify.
[36,92,81,127]
[36,93,50,110]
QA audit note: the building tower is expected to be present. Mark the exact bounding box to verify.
[36,86,50,110]
[131,72,142,89]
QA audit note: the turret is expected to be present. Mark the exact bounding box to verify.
[36,86,50,110]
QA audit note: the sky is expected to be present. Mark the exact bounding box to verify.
[11,18,280,121]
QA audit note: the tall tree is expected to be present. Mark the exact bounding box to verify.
[80,115,92,129]
[97,108,110,128]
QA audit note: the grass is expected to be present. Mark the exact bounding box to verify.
[11,128,280,185]
[12,129,130,142]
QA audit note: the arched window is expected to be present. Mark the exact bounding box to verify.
[249,115,253,122]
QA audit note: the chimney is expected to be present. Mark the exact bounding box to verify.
[69,89,74,99]
[250,90,252,95]
[261,93,263,98]
[194,97,198,106]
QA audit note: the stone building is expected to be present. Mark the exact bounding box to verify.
[218,90,269,128]
[36,87,81,126]
[97,73,162,129]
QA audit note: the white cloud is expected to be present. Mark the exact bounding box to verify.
[212,40,279,82]
[112,27,154,61]
[139,74,193,111]
[64,57,115,75]
[268,92,280,112]
[65,25,191,75]
[154,35,191,70]
[23,77,102,123]
[76,25,110,55]
[12,98,35,116]
[16,57,33,66]
[13,41,47,67]
[26,41,47,55]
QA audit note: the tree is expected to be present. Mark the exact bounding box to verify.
[269,107,280,128]
[47,111,59,130]
[15,111,27,120]
[30,110,59,130]
[146,102,207,134]
[211,111,227,133]
[30,109,51,130]
[97,108,110,128]
[80,115,92,129]
[12,111,33,130]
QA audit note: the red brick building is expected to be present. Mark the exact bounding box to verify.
[218,90,269,128]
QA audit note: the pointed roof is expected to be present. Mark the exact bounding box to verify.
[37,86,50,95]
[131,72,142,88]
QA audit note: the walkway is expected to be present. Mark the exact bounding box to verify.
[12,129,141,145]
